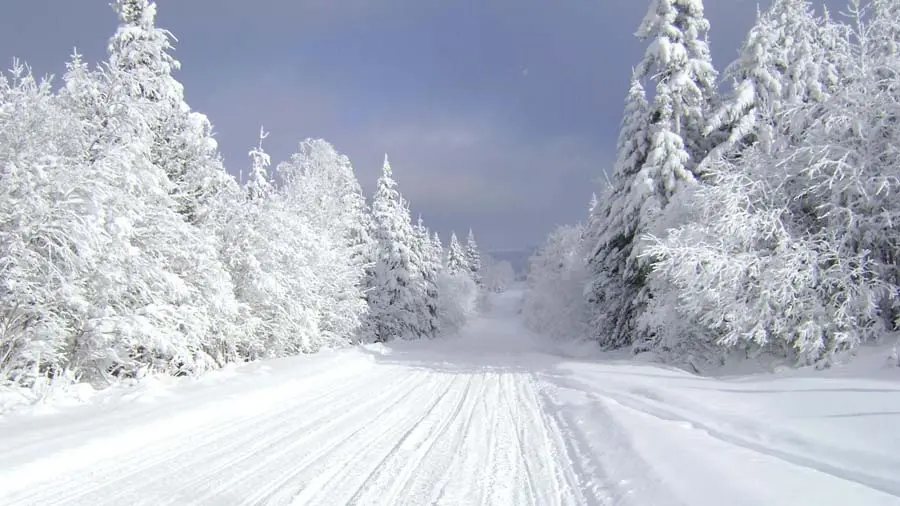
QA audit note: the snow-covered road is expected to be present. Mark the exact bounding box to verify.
[1,290,899,506]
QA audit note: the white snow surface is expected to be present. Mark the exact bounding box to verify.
[1,289,898,506]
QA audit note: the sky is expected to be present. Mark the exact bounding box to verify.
[0,0,845,251]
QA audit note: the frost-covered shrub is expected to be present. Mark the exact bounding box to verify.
[522,224,591,340]
[642,155,889,365]
[436,272,478,334]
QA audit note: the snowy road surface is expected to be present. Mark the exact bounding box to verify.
[1,290,899,506]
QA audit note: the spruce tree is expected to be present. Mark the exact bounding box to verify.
[584,76,652,348]
[431,232,445,272]
[465,229,482,286]
[108,0,237,227]
[446,232,468,276]
[245,127,273,201]
[584,0,719,350]
[369,156,428,341]
[60,24,245,375]
[707,0,834,159]
[412,216,441,338]
[635,0,719,169]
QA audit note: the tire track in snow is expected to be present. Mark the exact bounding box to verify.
[535,378,668,506]
[223,369,436,505]
[2,359,616,505]
[1,367,422,506]
[432,372,499,505]
[349,375,476,505]
[484,372,532,505]
[274,372,462,505]
[392,373,490,506]
[0,353,359,464]
[508,374,542,506]
[522,374,605,506]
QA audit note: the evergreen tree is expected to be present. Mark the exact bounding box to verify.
[639,0,900,365]
[0,63,108,383]
[580,0,719,350]
[446,232,467,276]
[707,0,837,160]
[583,76,652,348]
[431,232,445,271]
[245,127,273,201]
[412,216,441,338]
[635,0,719,169]
[108,0,237,227]
[465,229,482,286]
[60,44,243,376]
[369,156,429,341]
[706,7,783,158]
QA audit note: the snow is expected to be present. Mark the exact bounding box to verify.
[1,289,898,505]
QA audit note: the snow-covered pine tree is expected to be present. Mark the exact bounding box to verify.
[640,1,900,365]
[705,6,784,158]
[729,0,838,154]
[108,0,238,228]
[434,228,479,333]
[465,229,482,286]
[431,231,445,272]
[583,75,652,348]
[92,1,246,374]
[635,0,719,170]
[446,232,468,276]
[51,45,244,378]
[581,0,719,351]
[217,128,289,360]
[412,215,441,338]
[369,156,429,342]
[245,127,273,201]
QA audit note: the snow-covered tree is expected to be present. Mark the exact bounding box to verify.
[446,231,467,276]
[94,1,244,374]
[583,76,654,348]
[412,216,441,338]
[47,47,242,380]
[635,0,719,167]
[431,231,445,271]
[705,6,784,158]
[580,0,720,351]
[0,63,106,384]
[108,0,238,228]
[435,270,478,335]
[480,255,516,293]
[522,224,592,340]
[465,229,482,286]
[639,1,900,366]
[368,156,433,342]
[707,0,843,160]
[245,127,273,201]
[276,139,371,347]
[217,130,306,359]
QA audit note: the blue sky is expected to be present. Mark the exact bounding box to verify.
[0,0,844,250]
